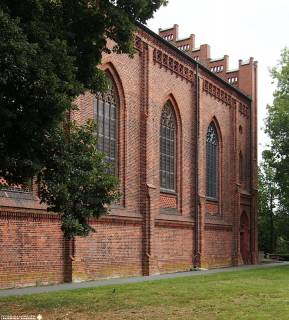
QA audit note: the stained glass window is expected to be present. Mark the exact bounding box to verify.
[160,102,176,191]
[94,78,117,174]
[206,123,219,199]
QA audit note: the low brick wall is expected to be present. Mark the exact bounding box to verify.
[202,226,233,268]
[154,225,193,273]
[0,210,144,289]
[0,210,67,289]
[0,209,243,289]
[73,219,143,281]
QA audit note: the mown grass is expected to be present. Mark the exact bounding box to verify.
[1,266,289,319]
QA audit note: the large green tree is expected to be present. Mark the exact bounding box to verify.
[258,158,289,253]
[265,48,289,209]
[258,161,278,253]
[0,0,166,237]
[38,121,120,238]
[261,47,289,253]
[0,0,166,183]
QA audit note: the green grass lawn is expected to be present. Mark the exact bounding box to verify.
[1,266,289,320]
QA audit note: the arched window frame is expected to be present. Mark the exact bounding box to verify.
[160,101,177,193]
[94,64,127,207]
[94,75,119,175]
[206,122,219,200]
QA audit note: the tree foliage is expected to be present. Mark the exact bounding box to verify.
[258,162,278,253]
[260,47,289,253]
[0,0,166,237]
[38,122,119,238]
[258,160,289,253]
[265,48,289,208]
[0,0,167,183]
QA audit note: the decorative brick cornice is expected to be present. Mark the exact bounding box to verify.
[153,48,195,84]
[203,79,237,107]
[203,79,250,118]
[0,208,144,226]
[136,28,197,71]
[134,35,143,52]
[239,102,249,118]
[0,209,60,221]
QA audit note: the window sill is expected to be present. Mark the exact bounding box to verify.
[0,192,46,211]
[160,207,179,215]
[160,189,177,196]
[156,213,194,227]
[0,189,36,201]
[206,197,218,203]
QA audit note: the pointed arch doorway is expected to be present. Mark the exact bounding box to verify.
[240,211,250,264]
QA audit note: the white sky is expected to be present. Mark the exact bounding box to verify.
[147,0,289,159]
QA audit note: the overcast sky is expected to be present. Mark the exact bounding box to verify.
[147,0,289,158]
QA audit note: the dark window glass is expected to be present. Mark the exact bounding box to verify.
[206,123,219,199]
[160,102,176,191]
[94,78,117,174]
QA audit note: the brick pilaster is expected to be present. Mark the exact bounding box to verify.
[139,41,159,275]
[231,92,240,266]
[198,195,206,268]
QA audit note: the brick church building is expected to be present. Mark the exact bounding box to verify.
[0,23,258,289]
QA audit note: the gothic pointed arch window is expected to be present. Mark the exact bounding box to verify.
[206,122,219,199]
[94,76,118,174]
[160,101,176,192]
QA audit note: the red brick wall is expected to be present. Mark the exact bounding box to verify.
[160,194,177,208]
[0,210,66,289]
[155,226,193,273]
[0,211,144,289]
[199,76,239,224]
[203,227,233,268]
[148,43,196,217]
[73,218,143,281]
[206,202,219,215]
